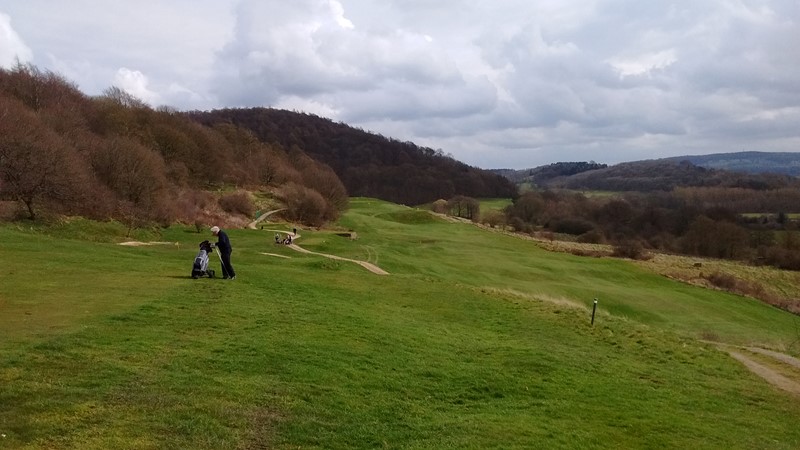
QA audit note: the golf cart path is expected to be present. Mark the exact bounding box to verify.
[287,243,389,275]
[247,209,286,229]
[746,347,800,369]
[712,343,800,396]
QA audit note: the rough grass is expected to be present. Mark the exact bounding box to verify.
[533,235,800,317]
[3,198,800,449]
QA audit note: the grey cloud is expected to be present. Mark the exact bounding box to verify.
[212,0,487,119]
[1,0,798,168]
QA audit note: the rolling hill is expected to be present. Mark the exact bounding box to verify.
[187,108,518,205]
[663,151,800,176]
[2,199,800,448]
[498,154,800,192]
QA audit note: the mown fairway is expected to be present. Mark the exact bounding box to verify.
[2,199,800,449]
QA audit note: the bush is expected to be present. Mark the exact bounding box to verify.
[280,182,329,227]
[552,218,594,236]
[704,271,768,300]
[218,191,255,217]
[612,240,649,260]
[577,230,605,244]
[431,199,448,214]
[762,247,800,271]
[705,271,738,290]
[482,210,506,228]
[508,217,532,234]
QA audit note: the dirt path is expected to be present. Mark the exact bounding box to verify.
[287,243,389,275]
[247,209,286,229]
[746,347,800,370]
[708,342,800,396]
[726,350,800,395]
[119,241,178,246]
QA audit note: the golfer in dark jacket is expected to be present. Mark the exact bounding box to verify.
[211,226,236,280]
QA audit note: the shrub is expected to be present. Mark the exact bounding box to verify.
[482,210,506,228]
[280,182,329,227]
[508,217,532,234]
[762,247,800,271]
[431,199,448,214]
[703,271,771,303]
[705,271,738,290]
[577,230,605,244]
[219,191,255,217]
[612,240,649,260]
[552,218,594,236]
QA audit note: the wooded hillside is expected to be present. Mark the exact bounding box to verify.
[0,64,347,227]
[187,108,518,205]
[503,160,798,192]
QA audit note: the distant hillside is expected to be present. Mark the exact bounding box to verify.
[492,162,608,186]
[662,151,800,176]
[497,159,798,192]
[0,63,348,226]
[187,108,518,205]
[499,153,800,192]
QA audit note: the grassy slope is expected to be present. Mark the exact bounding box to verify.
[1,200,800,449]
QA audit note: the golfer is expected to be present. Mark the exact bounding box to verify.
[211,226,236,280]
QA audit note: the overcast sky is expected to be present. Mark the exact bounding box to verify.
[1,1,798,169]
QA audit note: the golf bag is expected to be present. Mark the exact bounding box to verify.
[191,240,216,279]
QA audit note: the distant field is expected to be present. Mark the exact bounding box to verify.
[741,213,800,219]
[2,200,800,449]
[479,198,512,212]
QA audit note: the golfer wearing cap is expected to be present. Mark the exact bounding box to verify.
[211,226,236,280]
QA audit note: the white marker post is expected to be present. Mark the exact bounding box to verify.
[591,299,598,325]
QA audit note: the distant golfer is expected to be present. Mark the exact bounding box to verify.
[211,226,236,280]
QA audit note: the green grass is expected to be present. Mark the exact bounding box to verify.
[479,198,513,212]
[2,199,800,449]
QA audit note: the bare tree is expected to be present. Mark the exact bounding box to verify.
[88,136,169,209]
[0,95,88,219]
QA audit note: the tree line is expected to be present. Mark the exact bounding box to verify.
[0,63,348,227]
[498,187,800,271]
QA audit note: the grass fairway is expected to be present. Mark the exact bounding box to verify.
[2,200,800,449]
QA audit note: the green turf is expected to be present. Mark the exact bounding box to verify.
[2,199,800,449]
[479,198,513,212]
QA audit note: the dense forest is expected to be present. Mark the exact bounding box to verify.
[0,63,348,227]
[186,108,518,205]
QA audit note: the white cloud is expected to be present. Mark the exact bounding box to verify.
[113,68,161,106]
[608,49,678,78]
[0,12,32,67]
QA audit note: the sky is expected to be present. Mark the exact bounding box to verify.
[1,0,798,169]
